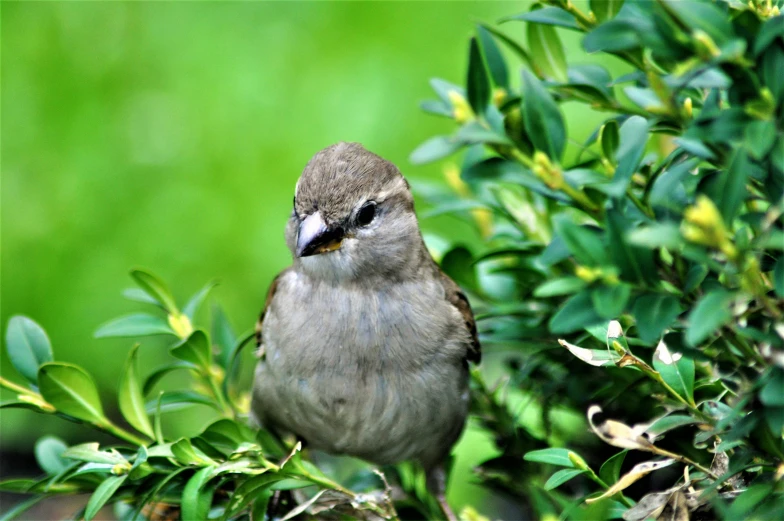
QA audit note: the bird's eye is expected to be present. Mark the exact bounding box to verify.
[356,201,376,227]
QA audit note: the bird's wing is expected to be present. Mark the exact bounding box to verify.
[437,269,481,364]
[255,268,292,349]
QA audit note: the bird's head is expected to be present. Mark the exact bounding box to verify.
[285,142,424,283]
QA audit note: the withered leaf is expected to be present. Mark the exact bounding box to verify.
[558,339,621,367]
[586,458,676,504]
[588,405,655,450]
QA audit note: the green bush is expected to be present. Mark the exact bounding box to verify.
[412,0,784,519]
[2,0,783,520]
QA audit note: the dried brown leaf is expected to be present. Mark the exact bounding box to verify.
[588,406,655,450]
[586,459,676,504]
[558,339,621,366]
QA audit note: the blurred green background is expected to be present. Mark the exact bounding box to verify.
[1,0,613,514]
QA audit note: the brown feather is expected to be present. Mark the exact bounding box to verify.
[255,268,292,349]
[437,268,481,364]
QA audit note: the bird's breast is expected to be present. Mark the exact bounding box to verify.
[252,271,470,465]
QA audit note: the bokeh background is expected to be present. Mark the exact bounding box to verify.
[2,1,613,517]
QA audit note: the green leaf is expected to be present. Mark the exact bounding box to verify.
[654,342,695,404]
[130,269,178,313]
[118,345,154,438]
[456,121,512,145]
[170,329,212,369]
[606,116,648,198]
[440,246,477,292]
[527,13,567,82]
[145,391,219,414]
[502,7,580,30]
[479,24,534,70]
[467,37,490,117]
[181,467,216,521]
[5,315,53,384]
[34,436,68,475]
[583,20,640,53]
[706,148,750,225]
[183,281,218,321]
[744,120,777,160]
[600,120,619,164]
[225,474,287,519]
[212,304,237,369]
[686,289,733,346]
[591,0,624,22]
[38,363,107,425]
[631,294,683,344]
[142,362,192,396]
[521,68,566,161]
[591,284,631,319]
[760,369,784,407]
[94,313,174,338]
[477,25,508,88]
[524,448,575,467]
[659,0,734,46]
[0,479,37,493]
[606,208,657,285]
[774,256,784,298]
[533,277,587,298]
[550,291,604,334]
[754,16,784,56]
[544,468,586,490]
[626,223,683,249]
[649,157,700,212]
[171,438,217,466]
[553,216,608,266]
[684,264,709,294]
[122,288,161,306]
[409,136,462,165]
[85,475,127,521]
[599,450,627,485]
[646,414,700,437]
[63,443,127,464]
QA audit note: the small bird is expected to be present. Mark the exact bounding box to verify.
[251,142,480,520]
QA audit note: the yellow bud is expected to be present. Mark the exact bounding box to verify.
[575,265,601,283]
[683,97,693,119]
[533,151,563,189]
[611,340,626,356]
[568,451,590,471]
[492,87,507,107]
[448,90,474,124]
[168,312,193,339]
[234,392,251,414]
[684,195,723,230]
[693,30,721,59]
[111,462,132,475]
[444,163,469,197]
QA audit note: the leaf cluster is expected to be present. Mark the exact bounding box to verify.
[1,270,401,521]
[414,0,784,519]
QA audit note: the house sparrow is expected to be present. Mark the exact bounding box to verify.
[251,142,480,520]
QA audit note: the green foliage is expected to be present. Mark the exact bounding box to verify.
[2,1,784,520]
[411,0,784,519]
[1,270,403,520]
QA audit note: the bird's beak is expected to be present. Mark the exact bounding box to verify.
[296,212,345,257]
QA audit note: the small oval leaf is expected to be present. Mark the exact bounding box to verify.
[118,345,154,438]
[38,363,107,425]
[5,315,53,384]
